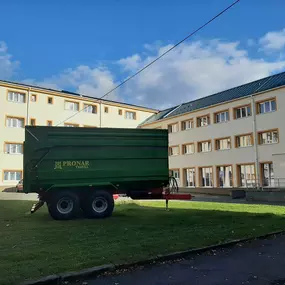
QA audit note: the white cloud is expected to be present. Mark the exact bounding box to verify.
[117,40,285,109]
[259,28,285,52]
[0,41,19,79]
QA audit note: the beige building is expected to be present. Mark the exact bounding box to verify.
[140,72,285,191]
[0,80,157,188]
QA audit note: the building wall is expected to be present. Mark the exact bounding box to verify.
[141,87,285,188]
[0,83,156,187]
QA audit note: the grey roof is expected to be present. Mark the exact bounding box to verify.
[140,71,285,126]
[0,79,158,112]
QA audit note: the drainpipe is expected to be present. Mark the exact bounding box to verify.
[99,101,102,128]
[26,87,31,126]
[251,95,260,189]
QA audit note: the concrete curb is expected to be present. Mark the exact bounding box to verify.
[20,230,285,285]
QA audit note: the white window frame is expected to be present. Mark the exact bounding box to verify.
[65,101,79,112]
[259,130,279,145]
[235,105,251,119]
[6,117,25,128]
[236,134,253,148]
[184,168,196,187]
[215,111,229,123]
[3,171,22,181]
[200,167,213,187]
[169,146,179,156]
[198,116,210,127]
[5,143,23,155]
[182,144,194,154]
[168,123,178,133]
[181,120,194,130]
[125,111,136,120]
[83,104,97,114]
[199,141,211,152]
[216,138,231,150]
[7,91,25,103]
[258,99,276,114]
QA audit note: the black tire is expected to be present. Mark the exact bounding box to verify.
[82,190,114,219]
[47,191,80,220]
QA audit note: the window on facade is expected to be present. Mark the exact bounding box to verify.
[65,101,79,111]
[30,118,36,126]
[217,165,233,187]
[236,134,253,148]
[261,162,274,187]
[83,104,97,114]
[31,94,37,102]
[197,115,210,127]
[118,109,123,115]
[47,120,53,126]
[125,111,136,120]
[198,141,212,152]
[64,123,79,127]
[182,143,194,155]
[169,169,180,187]
[169,146,179,156]
[5,143,23,154]
[238,164,256,187]
[200,167,213,187]
[4,171,22,181]
[168,123,178,133]
[104,107,109,113]
[216,137,231,150]
[7,91,25,103]
[257,99,276,114]
[47,97,53,104]
[215,110,229,123]
[234,105,251,119]
[184,168,195,187]
[259,130,279,145]
[181,119,194,130]
[6,117,24,128]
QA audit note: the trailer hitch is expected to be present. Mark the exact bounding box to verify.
[31,200,44,214]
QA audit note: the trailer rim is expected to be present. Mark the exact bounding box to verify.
[92,197,108,213]
[56,197,74,214]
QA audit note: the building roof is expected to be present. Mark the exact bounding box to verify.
[0,79,158,112]
[140,71,285,126]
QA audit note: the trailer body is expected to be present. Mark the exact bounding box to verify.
[23,126,169,219]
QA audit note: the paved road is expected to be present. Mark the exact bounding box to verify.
[82,234,285,285]
[0,192,38,200]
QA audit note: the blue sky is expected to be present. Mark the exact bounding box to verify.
[1,0,285,108]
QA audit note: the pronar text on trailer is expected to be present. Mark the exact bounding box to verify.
[24,126,190,220]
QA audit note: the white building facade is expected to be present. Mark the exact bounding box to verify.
[140,72,285,190]
[0,80,157,188]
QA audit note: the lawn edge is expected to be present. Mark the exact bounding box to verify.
[20,230,285,285]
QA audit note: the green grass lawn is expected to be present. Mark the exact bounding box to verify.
[1,199,285,285]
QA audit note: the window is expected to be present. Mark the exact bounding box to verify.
[217,165,233,187]
[118,109,123,115]
[7,91,25,103]
[125,111,136,120]
[30,118,36,126]
[168,123,178,133]
[47,120,53,126]
[181,119,194,130]
[215,137,231,150]
[3,171,22,181]
[258,129,279,145]
[169,146,179,156]
[257,98,276,114]
[199,167,213,187]
[184,168,196,187]
[83,104,97,114]
[31,94,37,102]
[234,105,251,119]
[47,97,53,104]
[261,162,274,187]
[65,101,79,111]
[169,169,180,187]
[64,123,79,127]
[104,107,109,113]
[238,164,256,187]
[4,143,23,154]
[6,117,24,128]
[197,115,210,127]
[182,143,194,155]
[235,133,253,148]
[214,110,229,123]
[198,140,212,153]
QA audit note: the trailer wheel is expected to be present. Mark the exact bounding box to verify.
[47,191,80,220]
[82,190,114,218]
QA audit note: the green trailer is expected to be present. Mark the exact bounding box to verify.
[23,126,170,220]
